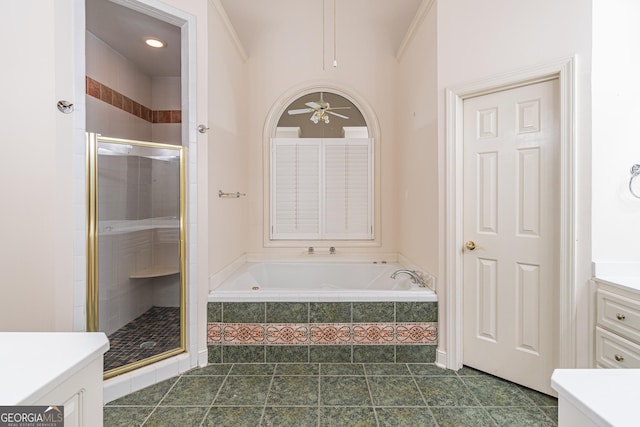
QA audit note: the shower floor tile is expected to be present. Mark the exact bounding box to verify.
[104,306,180,372]
[104,363,558,426]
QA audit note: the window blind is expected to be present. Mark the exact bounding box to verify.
[270,138,373,240]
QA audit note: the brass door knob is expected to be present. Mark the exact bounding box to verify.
[465,241,476,251]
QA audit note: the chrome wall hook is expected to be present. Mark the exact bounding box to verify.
[57,100,74,114]
[630,164,640,199]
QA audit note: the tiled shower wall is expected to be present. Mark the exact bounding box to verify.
[86,31,181,144]
[207,301,438,364]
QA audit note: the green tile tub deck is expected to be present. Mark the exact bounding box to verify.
[206,301,439,364]
[104,363,558,427]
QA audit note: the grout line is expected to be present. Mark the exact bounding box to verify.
[362,364,380,427]
[139,374,182,426]
[258,365,277,426]
[408,365,441,427]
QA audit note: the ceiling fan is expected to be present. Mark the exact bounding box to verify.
[287,92,350,124]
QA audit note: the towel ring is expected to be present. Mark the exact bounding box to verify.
[630,164,640,199]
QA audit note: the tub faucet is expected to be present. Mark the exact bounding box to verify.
[390,269,426,286]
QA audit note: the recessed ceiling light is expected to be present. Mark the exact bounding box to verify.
[144,38,165,48]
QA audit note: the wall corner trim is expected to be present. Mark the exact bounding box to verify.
[211,0,249,62]
[396,0,435,61]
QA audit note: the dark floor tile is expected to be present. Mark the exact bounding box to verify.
[367,376,425,407]
[310,345,351,363]
[160,376,224,406]
[263,406,318,427]
[229,363,275,376]
[268,376,319,406]
[364,363,410,376]
[144,407,208,427]
[353,345,395,363]
[103,406,153,427]
[486,406,557,427]
[408,363,456,376]
[517,386,558,407]
[267,345,309,363]
[202,406,264,427]
[414,376,480,407]
[540,406,558,423]
[430,407,496,427]
[184,363,232,376]
[214,375,272,406]
[376,407,437,427]
[107,377,178,406]
[275,363,319,376]
[456,365,488,376]
[320,376,372,406]
[104,306,180,372]
[320,363,364,376]
[320,407,377,427]
[463,376,533,406]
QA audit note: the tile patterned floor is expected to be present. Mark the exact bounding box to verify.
[104,364,557,427]
[104,306,180,372]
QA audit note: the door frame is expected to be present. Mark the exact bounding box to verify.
[74,0,200,383]
[444,57,577,371]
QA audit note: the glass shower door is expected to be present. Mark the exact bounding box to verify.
[86,133,186,378]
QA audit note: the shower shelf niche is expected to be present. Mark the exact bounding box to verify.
[129,265,179,279]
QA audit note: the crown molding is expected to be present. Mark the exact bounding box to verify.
[396,0,435,61]
[210,0,248,62]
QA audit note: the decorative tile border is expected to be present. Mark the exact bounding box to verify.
[86,76,181,123]
[207,322,438,346]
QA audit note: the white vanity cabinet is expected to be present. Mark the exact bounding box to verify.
[0,333,109,427]
[594,279,640,368]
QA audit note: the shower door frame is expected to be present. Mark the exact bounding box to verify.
[86,133,187,379]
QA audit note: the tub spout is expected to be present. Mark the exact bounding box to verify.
[390,269,426,286]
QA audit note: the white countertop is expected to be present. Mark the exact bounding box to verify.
[593,262,640,293]
[551,369,640,427]
[0,332,109,405]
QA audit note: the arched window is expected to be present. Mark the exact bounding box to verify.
[270,91,373,240]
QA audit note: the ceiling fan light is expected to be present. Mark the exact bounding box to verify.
[323,114,330,124]
[310,113,319,124]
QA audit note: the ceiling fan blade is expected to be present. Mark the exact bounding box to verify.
[288,108,314,115]
[306,102,322,109]
[327,106,351,110]
[327,111,349,119]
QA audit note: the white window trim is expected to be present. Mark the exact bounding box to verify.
[262,83,382,248]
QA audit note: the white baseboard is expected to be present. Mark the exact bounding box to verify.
[435,348,448,369]
[198,348,208,367]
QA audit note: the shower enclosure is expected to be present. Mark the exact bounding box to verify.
[86,133,186,378]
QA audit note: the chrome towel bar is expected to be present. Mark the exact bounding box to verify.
[218,190,246,198]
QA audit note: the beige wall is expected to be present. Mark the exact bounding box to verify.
[395,3,439,279]
[437,0,593,366]
[206,2,250,275]
[242,0,402,256]
[0,0,76,331]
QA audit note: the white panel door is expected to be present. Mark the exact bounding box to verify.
[463,80,560,395]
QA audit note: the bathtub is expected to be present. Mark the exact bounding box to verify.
[209,262,437,302]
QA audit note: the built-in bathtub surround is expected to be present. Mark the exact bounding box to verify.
[207,301,438,364]
[86,76,181,124]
